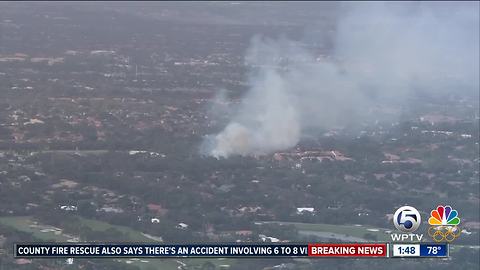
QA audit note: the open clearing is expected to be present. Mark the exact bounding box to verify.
[0,216,233,270]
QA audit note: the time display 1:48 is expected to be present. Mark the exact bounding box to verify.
[392,244,420,257]
[399,246,416,254]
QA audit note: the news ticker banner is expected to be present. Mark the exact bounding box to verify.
[14,243,448,258]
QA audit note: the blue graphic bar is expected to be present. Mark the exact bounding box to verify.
[419,244,448,257]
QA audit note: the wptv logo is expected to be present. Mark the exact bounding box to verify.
[390,205,462,242]
[391,206,424,242]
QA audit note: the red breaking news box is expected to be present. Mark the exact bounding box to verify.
[308,243,387,257]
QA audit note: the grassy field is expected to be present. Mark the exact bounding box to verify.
[0,216,69,242]
[257,221,392,241]
[75,217,155,242]
[77,217,234,270]
[0,216,234,270]
[0,216,156,242]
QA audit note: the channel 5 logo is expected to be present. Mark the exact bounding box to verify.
[391,206,423,241]
[393,206,422,233]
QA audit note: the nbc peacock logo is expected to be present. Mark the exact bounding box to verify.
[428,205,461,242]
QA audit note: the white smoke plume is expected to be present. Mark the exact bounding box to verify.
[202,2,479,158]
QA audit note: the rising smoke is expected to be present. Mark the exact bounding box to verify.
[202,2,479,158]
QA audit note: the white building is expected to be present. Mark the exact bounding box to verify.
[296,207,315,215]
